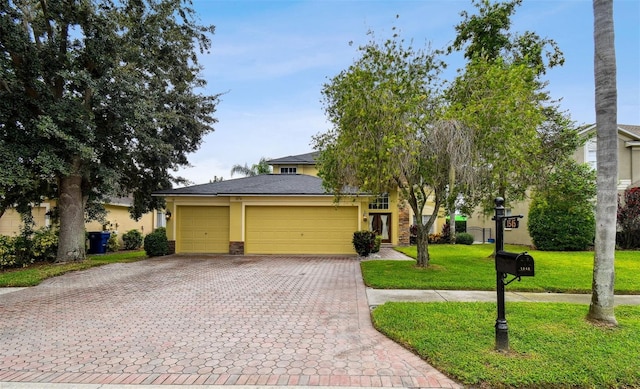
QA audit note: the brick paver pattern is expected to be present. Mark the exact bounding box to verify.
[0,255,459,387]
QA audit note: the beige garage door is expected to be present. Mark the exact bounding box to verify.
[177,206,229,253]
[245,206,358,255]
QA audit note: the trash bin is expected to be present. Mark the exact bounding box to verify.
[88,231,111,254]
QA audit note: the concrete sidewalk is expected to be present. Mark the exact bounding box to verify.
[366,288,640,307]
[367,247,640,307]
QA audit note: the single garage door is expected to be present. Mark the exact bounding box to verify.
[177,206,229,253]
[245,206,358,254]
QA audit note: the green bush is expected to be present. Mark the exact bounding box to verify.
[528,198,595,251]
[107,232,120,252]
[373,235,382,253]
[144,228,169,257]
[0,235,17,269]
[0,226,59,269]
[353,230,376,256]
[122,229,144,250]
[31,227,58,262]
[455,232,474,245]
[528,160,596,251]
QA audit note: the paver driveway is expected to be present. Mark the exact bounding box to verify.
[0,255,459,388]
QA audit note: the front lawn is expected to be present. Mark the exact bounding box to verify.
[367,244,640,387]
[0,250,147,287]
[361,244,640,294]
[372,302,640,388]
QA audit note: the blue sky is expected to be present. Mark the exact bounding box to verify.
[176,0,640,185]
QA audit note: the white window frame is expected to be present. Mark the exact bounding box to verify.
[585,138,597,170]
[280,166,297,174]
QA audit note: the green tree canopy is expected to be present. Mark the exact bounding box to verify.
[446,0,579,213]
[315,30,477,267]
[0,0,220,262]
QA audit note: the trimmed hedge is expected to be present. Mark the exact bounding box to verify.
[144,227,169,257]
[353,230,376,257]
[455,232,474,245]
[123,229,144,250]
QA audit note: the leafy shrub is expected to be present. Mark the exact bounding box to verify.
[13,226,35,267]
[528,160,596,251]
[107,232,120,252]
[455,232,474,245]
[0,226,59,269]
[31,227,58,262]
[0,235,17,269]
[617,187,640,249]
[144,228,169,257]
[122,229,144,250]
[373,235,382,253]
[353,230,376,256]
[440,223,451,243]
[428,233,444,244]
[528,197,595,251]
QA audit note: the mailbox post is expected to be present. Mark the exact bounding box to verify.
[492,197,535,351]
[493,198,509,351]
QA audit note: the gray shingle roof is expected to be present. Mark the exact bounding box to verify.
[153,174,360,196]
[578,124,640,140]
[267,152,319,165]
[619,124,640,139]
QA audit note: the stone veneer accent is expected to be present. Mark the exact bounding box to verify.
[229,241,245,255]
[398,204,410,245]
[167,240,176,255]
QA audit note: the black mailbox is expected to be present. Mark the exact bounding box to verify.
[495,250,535,277]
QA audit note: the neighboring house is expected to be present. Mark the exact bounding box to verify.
[0,197,159,246]
[466,124,640,246]
[84,197,159,242]
[0,204,51,236]
[154,152,446,255]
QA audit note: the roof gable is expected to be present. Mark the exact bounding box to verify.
[267,152,319,165]
[578,124,640,141]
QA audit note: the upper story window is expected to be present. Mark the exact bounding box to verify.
[280,167,297,174]
[586,138,597,170]
[368,194,389,210]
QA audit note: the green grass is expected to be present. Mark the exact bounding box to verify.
[0,250,147,287]
[367,245,640,387]
[372,302,640,388]
[362,244,640,294]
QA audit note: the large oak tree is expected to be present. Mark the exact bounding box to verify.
[0,0,219,262]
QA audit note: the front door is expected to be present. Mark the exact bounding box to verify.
[370,213,391,243]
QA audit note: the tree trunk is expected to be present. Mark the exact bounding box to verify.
[56,173,86,262]
[449,165,457,244]
[588,0,617,326]
[415,224,430,267]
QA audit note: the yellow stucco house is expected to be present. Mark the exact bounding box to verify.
[154,152,446,255]
[466,124,640,246]
[0,197,159,245]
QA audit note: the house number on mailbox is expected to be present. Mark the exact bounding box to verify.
[504,217,520,229]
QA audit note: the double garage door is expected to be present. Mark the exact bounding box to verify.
[245,206,358,254]
[176,205,357,254]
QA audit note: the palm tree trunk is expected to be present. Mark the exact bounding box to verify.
[588,0,617,326]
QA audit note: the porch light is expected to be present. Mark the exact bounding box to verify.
[363,212,368,222]
[165,211,172,221]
